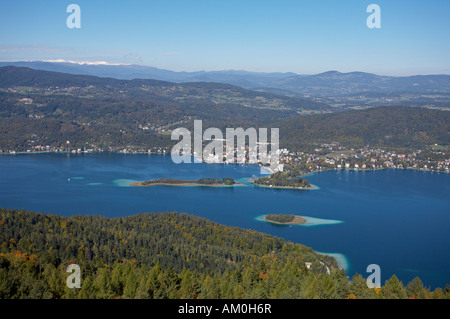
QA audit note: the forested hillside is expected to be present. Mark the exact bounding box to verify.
[1,67,448,152]
[278,106,450,150]
[0,66,328,113]
[0,208,448,299]
[0,66,328,152]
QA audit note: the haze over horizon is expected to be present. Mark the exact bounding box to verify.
[2,59,450,78]
[1,0,449,76]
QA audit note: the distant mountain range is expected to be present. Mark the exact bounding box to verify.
[268,71,450,97]
[0,61,297,90]
[1,61,449,98]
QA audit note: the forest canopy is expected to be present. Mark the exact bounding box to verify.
[0,207,448,299]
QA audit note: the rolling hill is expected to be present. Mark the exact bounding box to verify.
[277,106,450,149]
[0,66,328,151]
[0,66,448,152]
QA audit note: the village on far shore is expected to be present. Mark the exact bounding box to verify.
[1,141,448,174]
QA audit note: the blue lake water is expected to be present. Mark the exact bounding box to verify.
[0,152,449,289]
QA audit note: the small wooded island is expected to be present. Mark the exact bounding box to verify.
[253,171,313,189]
[264,214,307,225]
[130,177,241,187]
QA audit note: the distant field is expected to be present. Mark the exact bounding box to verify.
[425,106,450,112]
[431,144,450,151]
[158,130,173,135]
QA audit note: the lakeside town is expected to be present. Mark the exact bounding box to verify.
[275,143,450,174]
[1,141,448,174]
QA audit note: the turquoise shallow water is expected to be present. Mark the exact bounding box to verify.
[0,152,449,289]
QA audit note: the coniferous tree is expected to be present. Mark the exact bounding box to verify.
[406,277,429,299]
[382,275,407,299]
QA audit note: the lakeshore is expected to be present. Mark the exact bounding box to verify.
[1,150,448,175]
[0,153,448,289]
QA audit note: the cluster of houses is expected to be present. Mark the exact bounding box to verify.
[277,143,450,173]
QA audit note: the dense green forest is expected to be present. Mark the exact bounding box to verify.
[278,106,450,150]
[0,208,448,299]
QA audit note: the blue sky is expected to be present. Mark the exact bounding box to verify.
[0,0,449,75]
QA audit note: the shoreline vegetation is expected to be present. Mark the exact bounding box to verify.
[251,181,317,190]
[263,214,307,225]
[252,170,315,190]
[130,177,242,187]
[0,207,448,299]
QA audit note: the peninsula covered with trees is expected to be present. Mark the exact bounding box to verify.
[253,170,313,189]
[0,207,448,299]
